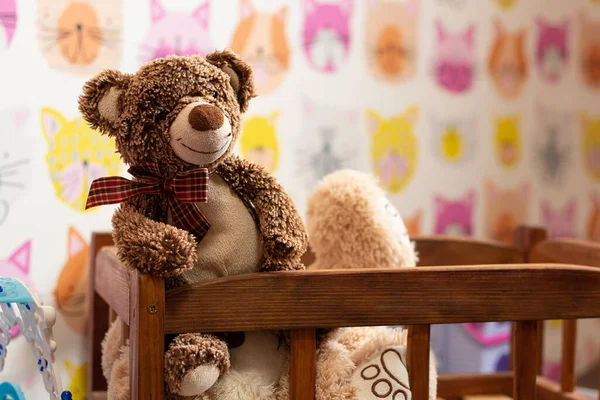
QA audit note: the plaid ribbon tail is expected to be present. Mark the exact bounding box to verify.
[170,201,211,241]
[86,176,149,210]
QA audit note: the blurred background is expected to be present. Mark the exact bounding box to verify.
[0,0,599,397]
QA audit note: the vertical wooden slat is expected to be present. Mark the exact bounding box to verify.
[408,325,431,400]
[129,268,165,400]
[88,233,114,396]
[290,328,316,400]
[537,320,545,375]
[512,226,547,374]
[513,320,538,400]
[561,320,577,392]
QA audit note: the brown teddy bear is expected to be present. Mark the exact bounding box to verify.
[79,50,307,399]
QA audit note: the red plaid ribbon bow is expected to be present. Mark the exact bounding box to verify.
[86,164,210,240]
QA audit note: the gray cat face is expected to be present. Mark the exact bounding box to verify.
[535,104,573,184]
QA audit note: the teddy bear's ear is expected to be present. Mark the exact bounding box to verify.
[78,70,132,136]
[206,49,256,113]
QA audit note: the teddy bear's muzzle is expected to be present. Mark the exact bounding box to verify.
[188,104,225,132]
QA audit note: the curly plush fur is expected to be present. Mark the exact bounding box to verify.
[307,170,418,270]
[304,169,437,400]
[80,51,307,399]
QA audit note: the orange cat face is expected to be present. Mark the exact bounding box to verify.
[588,193,600,241]
[580,14,600,88]
[230,0,290,94]
[489,19,528,99]
[405,209,422,237]
[484,180,530,244]
[54,227,89,334]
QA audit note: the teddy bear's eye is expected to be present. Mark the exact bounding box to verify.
[155,110,170,122]
[209,90,218,98]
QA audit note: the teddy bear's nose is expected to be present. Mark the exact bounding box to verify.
[188,104,225,131]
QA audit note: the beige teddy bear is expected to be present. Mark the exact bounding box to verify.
[306,169,437,400]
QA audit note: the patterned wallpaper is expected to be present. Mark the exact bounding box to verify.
[0,0,599,396]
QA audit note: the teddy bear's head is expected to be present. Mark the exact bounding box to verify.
[78,50,255,174]
[306,169,418,270]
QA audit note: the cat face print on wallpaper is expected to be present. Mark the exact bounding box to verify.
[488,20,528,99]
[581,112,600,181]
[138,0,214,63]
[494,0,519,9]
[302,0,352,73]
[534,104,573,185]
[406,209,423,237]
[536,18,569,84]
[297,100,360,187]
[230,0,289,95]
[432,20,476,94]
[64,361,87,400]
[0,241,33,338]
[0,109,30,226]
[40,107,122,212]
[493,114,521,169]
[541,200,577,239]
[365,0,419,83]
[53,227,89,335]
[434,191,476,236]
[0,0,17,53]
[240,113,280,174]
[430,114,476,165]
[588,193,600,241]
[368,106,419,194]
[580,14,600,88]
[484,180,530,244]
[37,0,122,75]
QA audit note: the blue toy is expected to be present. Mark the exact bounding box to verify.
[0,277,72,400]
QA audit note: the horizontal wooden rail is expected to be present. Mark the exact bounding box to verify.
[437,373,513,397]
[531,239,600,267]
[537,377,594,400]
[415,236,525,266]
[162,264,600,333]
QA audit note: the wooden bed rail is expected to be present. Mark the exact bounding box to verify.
[89,231,600,400]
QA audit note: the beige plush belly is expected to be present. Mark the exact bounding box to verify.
[178,174,263,284]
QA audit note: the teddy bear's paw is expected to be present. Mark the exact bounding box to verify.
[165,333,230,396]
[177,364,221,397]
[350,347,412,400]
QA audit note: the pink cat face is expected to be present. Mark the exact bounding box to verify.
[139,0,214,63]
[434,190,476,236]
[302,0,352,73]
[433,20,476,94]
[536,18,569,84]
[0,0,17,50]
[0,240,33,338]
[542,200,577,239]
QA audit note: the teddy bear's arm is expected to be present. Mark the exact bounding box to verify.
[111,196,198,277]
[217,155,308,272]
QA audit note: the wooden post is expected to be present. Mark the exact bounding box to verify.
[513,320,538,400]
[290,328,316,400]
[512,226,547,374]
[561,320,577,392]
[408,325,431,400]
[129,269,165,400]
[88,233,114,397]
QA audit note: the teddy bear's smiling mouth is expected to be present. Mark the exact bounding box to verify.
[177,134,231,155]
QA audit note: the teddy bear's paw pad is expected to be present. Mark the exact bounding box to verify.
[350,346,412,400]
[176,364,220,397]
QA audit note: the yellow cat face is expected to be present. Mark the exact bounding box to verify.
[240,112,280,173]
[64,361,87,399]
[368,106,419,194]
[41,107,121,212]
[495,0,519,10]
[494,115,521,168]
[441,126,463,162]
[582,113,600,180]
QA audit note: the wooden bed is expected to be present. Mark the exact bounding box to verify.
[87,226,600,400]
